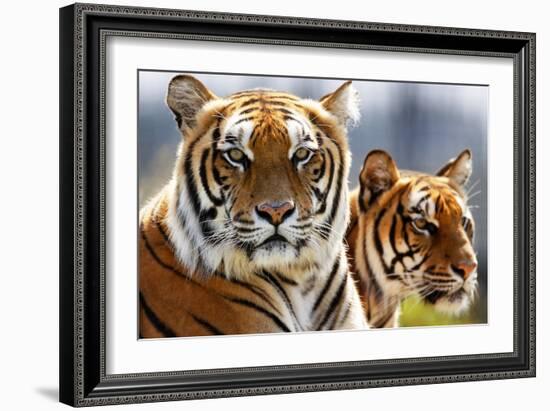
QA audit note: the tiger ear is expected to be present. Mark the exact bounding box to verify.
[320,81,360,127]
[358,150,400,209]
[166,75,218,134]
[436,149,473,187]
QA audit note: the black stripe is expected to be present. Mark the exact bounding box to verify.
[312,152,326,183]
[328,298,347,330]
[374,309,396,328]
[373,208,392,273]
[266,95,298,101]
[233,281,282,315]
[212,126,221,141]
[345,215,358,239]
[388,209,418,272]
[257,270,301,330]
[425,277,456,283]
[267,100,295,106]
[416,193,431,207]
[316,149,334,216]
[324,144,345,232]
[190,313,224,335]
[140,292,176,337]
[366,253,385,298]
[199,148,224,206]
[226,297,291,332]
[238,97,261,108]
[313,259,340,312]
[223,135,239,143]
[389,213,399,257]
[175,196,207,270]
[301,275,316,296]
[397,202,413,249]
[235,226,261,233]
[234,116,254,125]
[337,302,352,328]
[409,251,431,271]
[274,107,294,115]
[312,187,324,202]
[317,275,348,330]
[184,134,206,217]
[155,219,171,246]
[199,207,218,241]
[240,107,257,115]
[363,223,372,320]
[141,228,187,278]
[275,272,299,286]
[231,91,259,97]
[211,153,225,186]
[211,271,283,316]
[141,227,214,292]
[284,115,301,124]
[358,186,368,212]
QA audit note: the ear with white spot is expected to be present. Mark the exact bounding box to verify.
[320,81,360,127]
[166,75,218,134]
[436,149,473,187]
[359,150,400,209]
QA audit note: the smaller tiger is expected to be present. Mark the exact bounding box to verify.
[347,149,478,328]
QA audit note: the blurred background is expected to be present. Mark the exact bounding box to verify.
[138,70,488,326]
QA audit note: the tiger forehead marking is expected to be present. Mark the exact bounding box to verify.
[406,179,467,225]
[220,91,319,151]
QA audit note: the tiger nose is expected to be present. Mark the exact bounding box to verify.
[256,201,295,226]
[452,260,478,280]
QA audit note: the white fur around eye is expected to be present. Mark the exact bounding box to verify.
[292,148,314,167]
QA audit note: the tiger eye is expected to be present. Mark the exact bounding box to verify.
[228,148,245,162]
[414,217,428,229]
[294,147,310,161]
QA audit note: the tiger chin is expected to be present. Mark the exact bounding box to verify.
[347,149,479,328]
[139,75,369,338]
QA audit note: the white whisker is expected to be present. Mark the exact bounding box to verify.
[467,190,482,200]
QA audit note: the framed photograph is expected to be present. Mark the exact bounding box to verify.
[59,3,536,407]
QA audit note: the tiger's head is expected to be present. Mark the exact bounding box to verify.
[165,75,359,278]
[356,149,478,314]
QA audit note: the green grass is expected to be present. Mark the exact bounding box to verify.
[399,296,486,327]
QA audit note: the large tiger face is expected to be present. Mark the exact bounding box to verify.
[166,75,359,277]
[356,149,478,313]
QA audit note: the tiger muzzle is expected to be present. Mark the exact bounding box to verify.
[256,200,296,226]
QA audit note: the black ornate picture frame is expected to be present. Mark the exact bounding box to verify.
[59,3,535,407]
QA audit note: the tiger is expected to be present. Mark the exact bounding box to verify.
[139,74,369,338]
[346,149,478,328]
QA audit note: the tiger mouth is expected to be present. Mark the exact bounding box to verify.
[257,234,289,248]
[424,288,467,304]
